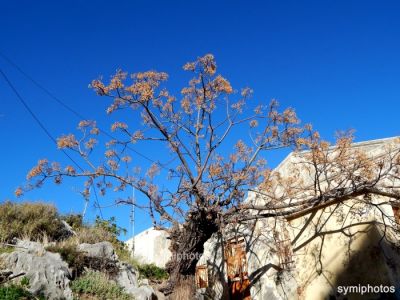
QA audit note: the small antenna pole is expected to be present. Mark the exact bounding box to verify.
[130,187,136,256]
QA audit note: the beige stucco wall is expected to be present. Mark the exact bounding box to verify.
[196,137,400,300]
[196,200,400,300]
[287,197,400,300]
[125,227,172,268]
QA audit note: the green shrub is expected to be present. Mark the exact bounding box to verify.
[0,246,14,255]
[137,263,169,281]
[61,214,84,230]
[45,243,86,278]
[71,270,132,300]
[72,216,124,244]
[46,243,119,278]
[0,201,66,243]
[0,284,43,300]
[20,276,30,287]
[0,284,30,300]
[115,247,137,266]
[75,216,128,260]
[113,248,169,281]
[94,216,127,237]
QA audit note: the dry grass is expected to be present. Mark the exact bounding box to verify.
[169,277,195,300]
[0,201,66,243]
[75,227,116,245]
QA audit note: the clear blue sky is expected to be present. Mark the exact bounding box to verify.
[0,1,399,239]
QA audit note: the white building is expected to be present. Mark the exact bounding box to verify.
[125,227,172,268]
[195,137,400,300]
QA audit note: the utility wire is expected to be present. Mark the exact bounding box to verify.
[0,68,82,171]
[0,51,85,120]
[0,50,171,171]
[92,184,103,219]
[0,67,104,218]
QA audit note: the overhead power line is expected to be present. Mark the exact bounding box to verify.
[0,51,85,120]
[0,50,170,171]
[0,68,82,171]
[0,67,103,218]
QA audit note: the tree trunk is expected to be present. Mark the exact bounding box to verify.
[163,208,220,295]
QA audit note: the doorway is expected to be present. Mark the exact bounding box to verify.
[224,237,251,300]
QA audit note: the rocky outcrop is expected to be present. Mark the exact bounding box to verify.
[115,261,159,300]
[76,241,160,300]
[77,241,117,261]
[0,240,73,300]
[60,220,77,237]
[0,240,165,300]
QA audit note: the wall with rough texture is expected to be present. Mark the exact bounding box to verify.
[196,201,400,300]
[196,137,400,300]
[125,227,172,268]
[196,219,298,300]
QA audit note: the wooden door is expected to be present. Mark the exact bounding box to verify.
[195,265,208,288]
[225,237,251,300]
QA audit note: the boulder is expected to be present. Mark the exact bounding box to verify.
[116,261,159,300]
[116,261,139,289]
[127,285,158,300]
[77,242,162,300]
[77,241,117,260]
[60,220,77,237]
[0,240,73,300]
[12,239,45,253]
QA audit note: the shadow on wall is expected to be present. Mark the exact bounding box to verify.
[199,232,230,300]
[197,225,283,300]
[322,226,400,300]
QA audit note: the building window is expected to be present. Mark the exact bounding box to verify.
[195,265,208,288]
[392,205,400,224]
[224,237,251,300]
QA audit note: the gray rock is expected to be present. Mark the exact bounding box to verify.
[0,241,72,300]
[60,220,77,237]
[154,290,167,300]
[77,241,117,260]
[0,239,165,300]
[116,261,139,290]
[115,261,160,300]
[76,242,162,299]
[128,285,157,300]
[14,239,45,253]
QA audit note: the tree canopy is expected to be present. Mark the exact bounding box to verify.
[19,54,400,292]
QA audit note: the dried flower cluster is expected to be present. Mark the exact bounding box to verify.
[19,55,400,289]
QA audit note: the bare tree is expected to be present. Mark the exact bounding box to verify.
[19,54,400,293]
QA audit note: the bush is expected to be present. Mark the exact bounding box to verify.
[115,247,137,266]
[137,263,169,281]
[0,246,14,255]
[113,248,169,282]
[45,243,86,278]
[0,284,44,300]
[75,216,128,259]
[75,226,116,245]
[94,216,127,237]
[0,201,66,243]
[20,276,30,288]
[71,270,132,300]
[61,214,83,230]
[46,243,119,279]
[0,284,31,300]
